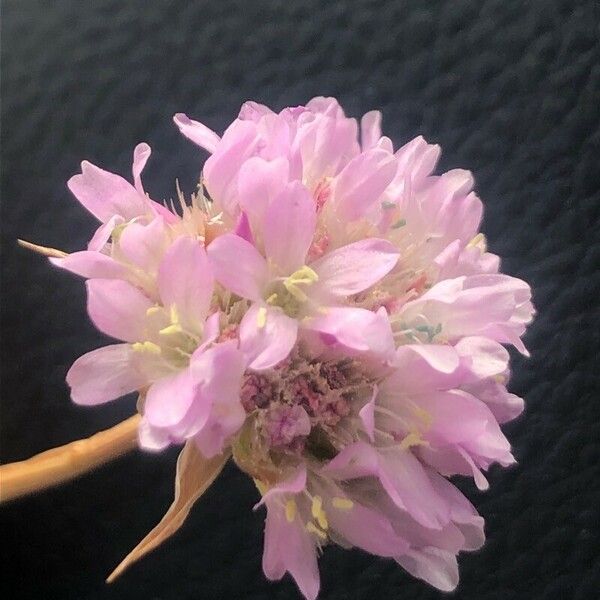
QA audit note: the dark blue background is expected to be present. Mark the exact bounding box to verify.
[1,1,599,598]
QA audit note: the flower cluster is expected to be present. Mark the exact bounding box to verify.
[53,97,533,598]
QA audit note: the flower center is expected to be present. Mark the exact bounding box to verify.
[131,305,200,370]
[263,265,319,318]
[232,348,375,481]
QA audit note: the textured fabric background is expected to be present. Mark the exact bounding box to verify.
[1,1,599,598]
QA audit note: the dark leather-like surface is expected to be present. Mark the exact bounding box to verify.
[1,1,599,598]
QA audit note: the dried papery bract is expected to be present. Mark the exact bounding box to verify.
[107,443,229,582]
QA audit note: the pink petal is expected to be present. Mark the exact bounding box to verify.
[144,368,203,428]
[399,274,534,353]
[455,336,509,381]
[332,148,397,220]
[311,238,399,296]
[458,447,491,491]
[394,135,441,184]
[363,485,468,555]
[263,182,316,274]
[325,495,409,557]
[237,156,290,226]
[415,390,502,445]
[204,119,259,217]
[324,442,450,530]
[67,344,144,405]
[435,239,500,279]
[360,110,383,150]
[358,385,377,441]
[200,311,221,348]
[257,468,319,600]
[418,443,491,491]
[132,143,151,194]
[414,390,514,484]
[238,100,274,121]
[379,450,452,530]
[463,378,524,423]
[305,96,346,117]
[262,501,320,600]
[380,345,461,401]
[68,160,147,223]
[207,233,268,301]
[400,344,461,374]
[158,237,213,329]
[86,279,152,342]
[261,507,287,581]
[427,171,481,243]
[294,112,359,185]
[88,215,124,251]
[147,199,180,224]
[240,304,298,370]
[50,251,129,280]
[428,473,485,551]
[191,341,246,456]
[304,306,394,355]
[138,418,171,451]
[396,548,459,592]
[256,113,296,162]
[233,211,254,244]
[256,467,307,507]
[191,340,245,406]
[323,441,380,479]
[118,217,170,274]
[173,113,221,153]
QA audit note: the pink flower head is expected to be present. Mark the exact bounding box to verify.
[51,145,221,291]
[207,180,399,369]
[176,97,363,220]
[68,143,178,249]
[66,236,245,455]
[45,96,535,598]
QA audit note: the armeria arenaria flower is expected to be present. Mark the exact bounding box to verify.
[47,97,533,598]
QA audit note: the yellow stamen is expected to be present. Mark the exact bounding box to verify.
[266,293,279,305]
[131,341,161,355]
[467,233,487,251]
[111,222,128,242]
[282,265,319,303]
[169,305,180,324]
[410,403,433,428]
[311,495,329,530]
[311,495,322,517]
[306,521,327,540]
[283,279,309,302]
[146,306,162,317]
[292,265,319,283]
[256,306,267,328]
[285,499,297,523]
[159,324,183,336]
[399,431,429,451]
[332,497,354,511]
[254,479,268,496]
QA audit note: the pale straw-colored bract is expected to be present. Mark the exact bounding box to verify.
[52,97,534,598]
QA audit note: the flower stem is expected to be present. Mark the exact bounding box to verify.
[17,238,68,258]
[0,415,140,503]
